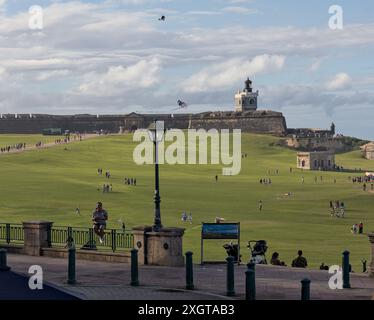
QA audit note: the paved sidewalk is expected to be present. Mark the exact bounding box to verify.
[6,254,374,300]
[0,271,79,300]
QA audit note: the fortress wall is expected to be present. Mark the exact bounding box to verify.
[0,116,126,134]
[0,112,287,135]
[285,137,347,152]
[190,116,287,134]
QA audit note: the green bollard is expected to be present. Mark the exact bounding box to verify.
[247,261,255,271]
[67,247,76,285]
[226,256,235,296]
[185,251,194,290]
[131,249,139,286]
[245,265,256,300]
[342,250,351,289]
[301,278,311,300]
[0,249,11,272]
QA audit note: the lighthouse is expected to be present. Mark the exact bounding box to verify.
[235,78,259,112]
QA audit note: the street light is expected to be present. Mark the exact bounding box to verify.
[148,120,165,232]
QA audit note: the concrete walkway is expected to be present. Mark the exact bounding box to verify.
[5,254,374,300]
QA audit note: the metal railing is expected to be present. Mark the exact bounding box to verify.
[50,226,134,252]
[0,223,133,252]
[0,223,24,244]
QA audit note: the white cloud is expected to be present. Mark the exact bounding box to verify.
[185,11,222,16]
[308,58,325,72]
[222,6,259,14]
[36,70,71,81]
[1,58,73,71]
[78,58,162,96]
[325,73,352,90]
[0,66,7,77]
[182,54,285,93]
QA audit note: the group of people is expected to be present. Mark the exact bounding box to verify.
[330,200,345,218]
[314,175,325,183]
[102,184,113,193]
[181,211,193,224]
[350,176,374,192]
[35,141,44,148]
[71,134,84,141]
[270,250,308,268]
[54,138,69,144]
[351,176,373,183]
[124,177,137,186]
[351,222,364,234]
[96,167,139,197]
[97,168,111,179]
[267,169,279,175]
[259,178,272,185]
[98,170,113,191]
[0,142,26,153]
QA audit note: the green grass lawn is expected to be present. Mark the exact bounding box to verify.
[0,133,373,270]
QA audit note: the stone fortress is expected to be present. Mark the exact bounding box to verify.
[1,77,364,166]
[0,78,288,135]
[361,142,374,160]
[0,77,370,170]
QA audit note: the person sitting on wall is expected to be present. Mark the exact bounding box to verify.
[291,250,308,268]
[320,263,329,270]
[270,252,286,266]
[92,202,108,244]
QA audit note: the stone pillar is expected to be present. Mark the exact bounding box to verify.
[368,233,374,277]
[23,221,53,256]
[133,226,185,267]
[132,226,152,265]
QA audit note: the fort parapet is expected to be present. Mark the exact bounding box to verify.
[0,110,288,135]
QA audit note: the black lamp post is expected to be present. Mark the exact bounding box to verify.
[148,120,165,232]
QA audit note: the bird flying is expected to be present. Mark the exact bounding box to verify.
[170,100,188,111]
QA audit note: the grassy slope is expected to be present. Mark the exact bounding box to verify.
[0,133,373,270]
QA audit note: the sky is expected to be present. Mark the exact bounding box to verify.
[0,0,373,139]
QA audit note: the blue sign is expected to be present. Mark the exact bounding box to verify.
[202,223,239,239]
